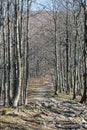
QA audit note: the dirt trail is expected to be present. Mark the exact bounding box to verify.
[0,83,87,130]
[30,83,53,102]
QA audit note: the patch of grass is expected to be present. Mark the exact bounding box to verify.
[0,107,34,130]
[49,88,81,102]
[54,92,73,101]
[1,109,13,115]
[54,92,81,102]
[0,104,49,130]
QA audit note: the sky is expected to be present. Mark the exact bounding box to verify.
[31,0,51,10]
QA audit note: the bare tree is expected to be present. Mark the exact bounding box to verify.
[80,0,87,103]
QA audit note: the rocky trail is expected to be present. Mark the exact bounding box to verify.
[26,84,87,130]
[29,99,87,130]
[0,84,87,130]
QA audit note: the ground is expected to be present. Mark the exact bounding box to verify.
[0,78,87,130]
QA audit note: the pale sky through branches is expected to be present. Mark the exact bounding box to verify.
[31,0,51,10]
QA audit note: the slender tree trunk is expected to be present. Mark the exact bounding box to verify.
[0,0,6,106]
[66,0,70,94]
[13,0,21,107]
[3,16,6,106]
[7,1,12,105]
[12,4,17,105]
[54,17,58,95]
[24,0,30,105]
[19,0,23,105]
[73,12,78,99]
[80,0,87,103]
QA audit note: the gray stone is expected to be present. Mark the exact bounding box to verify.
[41,101,49,108]
[82,123,87,129]
[34,113,42,118]
[62,109,75,117]
[55,121,81,129]
[83,114,87,121]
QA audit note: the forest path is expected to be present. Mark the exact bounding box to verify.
[29,83,54,102]
[27,84,87,130]
[0,84,87,130]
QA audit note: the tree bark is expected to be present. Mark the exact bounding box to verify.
[13,0,22,107]
[80,0,87,103]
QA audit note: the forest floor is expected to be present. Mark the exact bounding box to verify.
[0,79,87,130]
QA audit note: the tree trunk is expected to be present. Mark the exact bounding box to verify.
[13,0,21,107]
[80,0,87,103]
[66,0,70,94]
[7,1,12,106]
[24,0,30,105]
